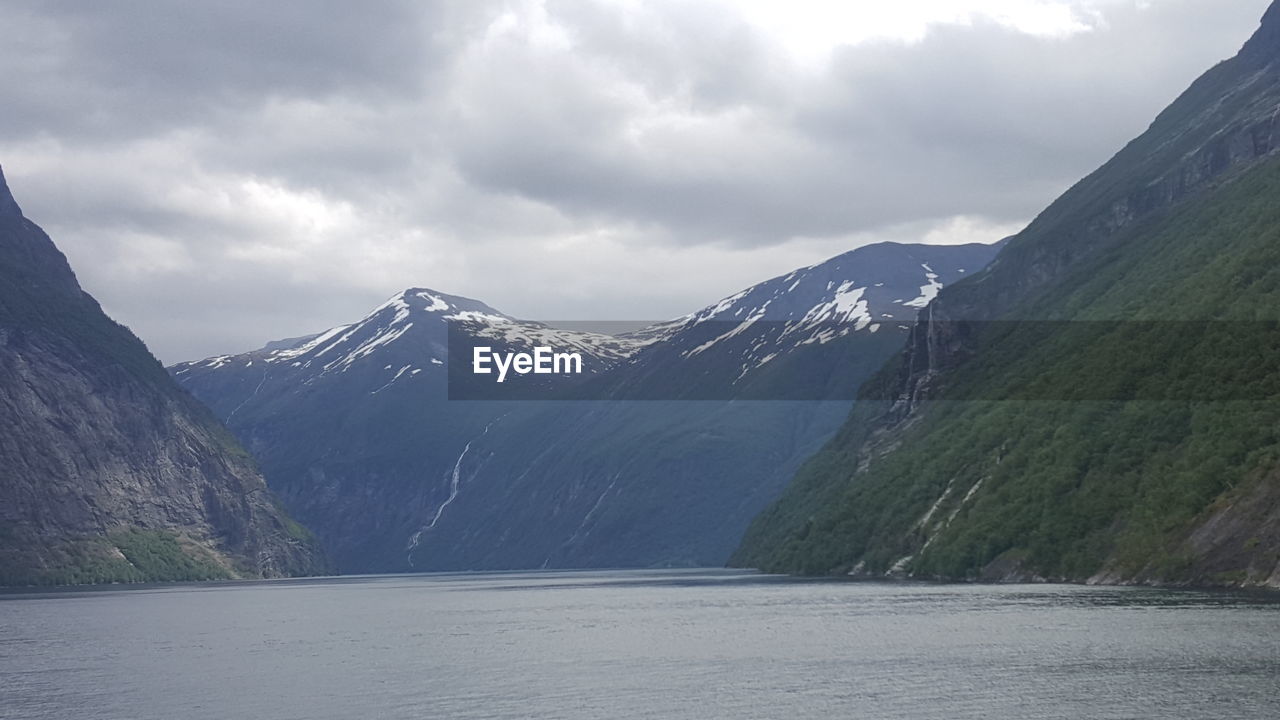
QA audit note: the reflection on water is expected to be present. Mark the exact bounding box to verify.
[1,570,1277,720]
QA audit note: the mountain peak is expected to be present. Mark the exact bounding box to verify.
[0,164,23,218]
[374,287,510,322]
[1240,0,1280,63]
[391,288,456,313]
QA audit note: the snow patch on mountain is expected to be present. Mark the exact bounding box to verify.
[199,355,232,370]
[267,325,352,363]
[326,323,413,373]
[419,292,450,312]
[903,264,942,309]
[371,365,414,394]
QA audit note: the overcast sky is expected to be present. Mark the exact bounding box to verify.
[0,0,1271,362]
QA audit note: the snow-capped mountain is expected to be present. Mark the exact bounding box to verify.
[602,241,1006,400]
[174,288,642,408]
[171,240,1005,572]
[170,287,654,571]
[674,242,962,329]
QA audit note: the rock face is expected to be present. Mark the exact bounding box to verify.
[0,165,329,585]
[171,241,1003,572]
[733,2,1280,589]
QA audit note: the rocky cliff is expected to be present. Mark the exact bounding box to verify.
[0,165,330,585]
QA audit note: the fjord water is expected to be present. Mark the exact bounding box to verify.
[1,571,1277,720]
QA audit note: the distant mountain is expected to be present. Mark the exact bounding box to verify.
[733,2,1280,589]
[175,288,640,412]
[589,242,1004,402]
[172,240,1003,572]
[0,165,329,586]
[171,287,651,570]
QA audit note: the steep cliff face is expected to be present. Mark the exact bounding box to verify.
[0,166,329,585]
[734,3,1280,589]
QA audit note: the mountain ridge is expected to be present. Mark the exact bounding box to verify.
[0,166,21,217]
[732,2,1280,589]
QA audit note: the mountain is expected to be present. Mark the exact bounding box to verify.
[171,240,1003,572]
[580,241,1000,402]
[0,165,329,586]
[733,2,1280,589]
[171,288,655,571]
[175,288,641,411]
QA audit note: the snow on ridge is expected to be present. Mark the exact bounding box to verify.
[708,288,750,316]
[366,289,457,326]
[684,299,776,358]
[458,317,649,362]
[266,299,648,378]
[685,315,761,357]
[619,317,689,346]
[325,322,414,373]
[368,293,413,324]
[445,309,509,325]
[268,291,464,373]
[390,298,412,325]
[828,282,871,326]
[789,281,871,332]
[268,324,353,362]
[304,323,364,361]
[672,284,759,329]
[903,264,942,309]
[671,262,902,369]
[415,291,450,312]
[371,364,414,394]
[182,287,651,379]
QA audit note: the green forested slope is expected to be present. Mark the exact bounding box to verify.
[733,4,1280,588]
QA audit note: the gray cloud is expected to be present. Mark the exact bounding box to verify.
[0,0,1271,362]
[0,1,450,140]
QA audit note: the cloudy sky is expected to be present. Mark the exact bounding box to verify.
[0,0,1271,362]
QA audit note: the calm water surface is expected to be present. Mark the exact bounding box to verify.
[1,570,1278,719]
